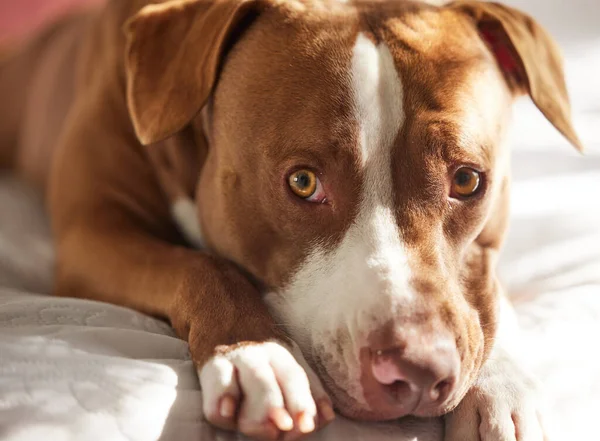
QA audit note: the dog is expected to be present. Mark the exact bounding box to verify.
[0,0,583,439]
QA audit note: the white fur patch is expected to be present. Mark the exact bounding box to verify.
[266,34,409,406]
[199,341,326,425]
[171,198,204,248]
[351,33,403,165]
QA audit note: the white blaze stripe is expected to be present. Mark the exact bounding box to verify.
[266,34,411,406]
[171,197,204,248]
[351,33,403,167]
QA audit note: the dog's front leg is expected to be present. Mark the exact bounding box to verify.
[53,219,333,439]
[444,296,546,441]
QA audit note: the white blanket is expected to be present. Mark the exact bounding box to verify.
[1,0,599,439]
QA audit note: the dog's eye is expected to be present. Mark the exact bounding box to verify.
[288,169,325,202]
[451,167,481,198]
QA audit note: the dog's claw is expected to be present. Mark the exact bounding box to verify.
[296,411,316,433]
[219,395,237,419]
[317,399,336,424]
[269,408,294,432]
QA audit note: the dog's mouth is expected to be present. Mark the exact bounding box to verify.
[311,352,384,420]
[311,349,468,421]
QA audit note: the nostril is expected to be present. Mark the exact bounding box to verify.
[371,350,407,385]
[430,378,453,403]
[386,379,413,400]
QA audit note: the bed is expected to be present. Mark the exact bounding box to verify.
[1,0,599,440]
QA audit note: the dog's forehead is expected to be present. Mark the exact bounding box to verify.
[247,1,505,165]
[247,5,482,115]
[271,0,484,60]
[213,0,514,192]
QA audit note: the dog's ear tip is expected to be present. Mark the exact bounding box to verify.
[553,129,583,153]
[561,128,584,153]
[135,128,164,147]
[131,119,158,146]
[138,134,153,147]
[562,133,584,153]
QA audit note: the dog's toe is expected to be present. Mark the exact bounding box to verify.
[510,409,546,441]
[198,355,240,429]
[444,351,546,441]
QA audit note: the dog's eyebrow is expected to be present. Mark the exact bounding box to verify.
[442,142,494,171]
[423,119,492,165]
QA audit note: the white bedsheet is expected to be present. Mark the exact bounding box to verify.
[1,0,599,439]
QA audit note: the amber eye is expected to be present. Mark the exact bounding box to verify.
[451,167,481,198]
[288,169,318,199]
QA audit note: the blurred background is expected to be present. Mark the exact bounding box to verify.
[0,0,103,44]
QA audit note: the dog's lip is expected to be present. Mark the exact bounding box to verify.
[311,350,465,421]
[321,374,419,421]
[325,375,460,420]
[311,352,418,421]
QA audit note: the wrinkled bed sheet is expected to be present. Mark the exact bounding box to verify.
[1,0,599,439]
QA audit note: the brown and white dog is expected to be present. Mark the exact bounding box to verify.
[0,0,583,440]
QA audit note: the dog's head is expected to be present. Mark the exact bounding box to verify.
[125,0,581,420]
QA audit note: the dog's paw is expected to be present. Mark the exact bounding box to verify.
[444,352,546,441]
[199,340,334,440]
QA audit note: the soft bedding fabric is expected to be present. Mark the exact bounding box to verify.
[2,151,600,441]
[1,0,599,440]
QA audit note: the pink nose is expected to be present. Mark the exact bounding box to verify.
[369,337,459,411]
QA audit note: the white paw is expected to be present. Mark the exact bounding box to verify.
[445,351,546,441]
[199,340,334,440]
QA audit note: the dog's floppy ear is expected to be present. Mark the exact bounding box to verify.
[450,1,583,151]
[125,0,267,145]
